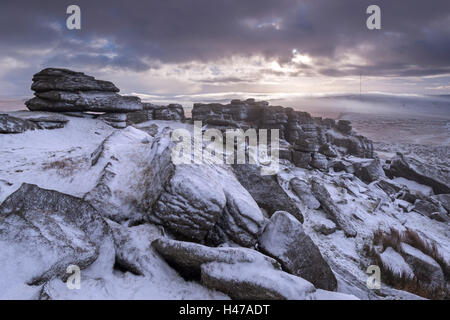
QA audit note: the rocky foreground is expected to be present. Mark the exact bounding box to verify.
[0,68,448,300]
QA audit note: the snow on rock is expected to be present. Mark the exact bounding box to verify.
[258,211,337,291]
[387,153,450,194]
[0,114,39,133]
[84,126,174,223]
[379,247,414,279]
[39,271,229,300]
[107,220,166,276]
[152,238,281,279]
[151,164,226,242]
[201,261,316,300]
[151,164,265,247]
[0,116,115,201]
[0,183,114,299]
[401,243,445,288]
[310,180,357,237]
[290,177,320,210]
[38,222,229,300]
[6,111,70,130]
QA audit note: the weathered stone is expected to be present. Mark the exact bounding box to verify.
[293,138,319,152]
[386,153,450,195]
[331,159,355,173]
[0,114,39,133]
[27,92,142,113]
[153,104,185,120]
[107,220,164,276]
[232,164,304,223]
[375,179,403,196]
[258,211,337,290]
[431,194,450,214]
[292,151,312,169]
[84,128,174,223]
[413,198,447,218]
[151,164,265,247]
[327,132,374,158]
[311,153,329,171]
[200,261,316,300]
[0,183,113,291]
[152,238,281,279]
[311,180,357,237]
[30,68,119,93]
[354,158,386,183]
[290,178,320,210]
[336,120,352,135]
[319,143,338,158]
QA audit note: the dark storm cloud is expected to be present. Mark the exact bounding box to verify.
[0,0,449,79]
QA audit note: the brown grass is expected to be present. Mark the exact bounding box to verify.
[366,227,449,299]
[42,157,83,176]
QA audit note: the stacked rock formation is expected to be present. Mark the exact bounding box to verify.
[192,98,374,170]
[22,68,185,129]
[25,68,143,113]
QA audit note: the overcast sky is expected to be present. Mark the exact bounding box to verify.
[0,0,449,100]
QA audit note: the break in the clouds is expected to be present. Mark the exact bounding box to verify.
[0,0,449,97]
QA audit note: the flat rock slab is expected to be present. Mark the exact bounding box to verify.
[30,68,119,93]
[0,114,39,133]
[152,238,280,279]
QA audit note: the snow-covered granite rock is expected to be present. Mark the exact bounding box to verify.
[0,114,39,133]
[201,261,316,300]
[25,68,143,113]
[0,183,114,299]
[151,164,265,247]
[401,243,445,288]
[152,238,281,279]
[27,92,142,113]
[290,178,321,210]
[354,158,386,183]
[84,127,174,223]
[387,153,450,194]
[30,68,119,93]
[258,211,337,291]
[310,180,357,237]
[380,247,414,278]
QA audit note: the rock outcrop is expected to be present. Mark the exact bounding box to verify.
[25,68,142,113]
[258,211,337,291]
[386,153,450,195]
[192,99,374,160]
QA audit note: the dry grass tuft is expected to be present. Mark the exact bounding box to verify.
[366,227,449,300]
